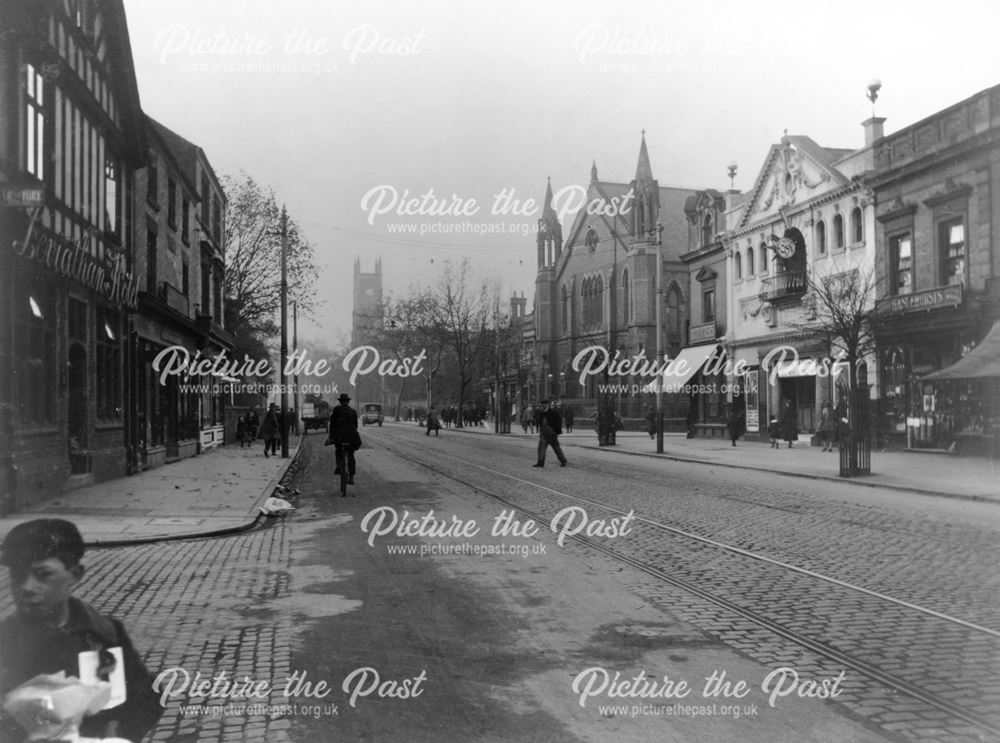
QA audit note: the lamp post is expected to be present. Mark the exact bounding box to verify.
[279,206,289,458]
[655,221,665,454]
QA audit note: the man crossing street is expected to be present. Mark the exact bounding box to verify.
[533,399,567,468]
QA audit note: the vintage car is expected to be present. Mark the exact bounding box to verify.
[361,402,383,426]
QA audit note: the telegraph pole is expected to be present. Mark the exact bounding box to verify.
[293,300,299,436]
[655,222,664,453]
[280,206,289,458]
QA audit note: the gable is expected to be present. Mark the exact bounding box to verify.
[739,137,851,229]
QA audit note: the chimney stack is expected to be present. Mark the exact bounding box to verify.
[862,117,886,147]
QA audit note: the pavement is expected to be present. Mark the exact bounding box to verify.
[446,421,1000,502]
[0,420,995,550]
[0,435,302,547]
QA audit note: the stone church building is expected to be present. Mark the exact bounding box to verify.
[531,135,697,420]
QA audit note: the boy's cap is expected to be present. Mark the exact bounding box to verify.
[1,519,85,567]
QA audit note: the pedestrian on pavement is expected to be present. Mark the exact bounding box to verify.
[533,399,568,467]
[767,415,781,448]
[563,405,574,433]
[781,399,798,448]
[236,414,248,448]
[0,519,163,743]
[327,393,360,485]
[727,406,745,447]
[426,407,441,436]
[259,403,280,457]
[246,409,259,443]
[819,401,837,452]
[645,406,657,440]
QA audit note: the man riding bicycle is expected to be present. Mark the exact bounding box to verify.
[328,393,359,484]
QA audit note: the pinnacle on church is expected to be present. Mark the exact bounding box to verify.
[635,130,654,186]
[543,176,556,218]
[591,159,598,183]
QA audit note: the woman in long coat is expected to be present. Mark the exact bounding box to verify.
[780,399,798,448]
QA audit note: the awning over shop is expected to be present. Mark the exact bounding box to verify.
[643,344,720,392]
[922,321,1000,380]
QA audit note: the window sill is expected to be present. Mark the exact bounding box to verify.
[850,240,866,249]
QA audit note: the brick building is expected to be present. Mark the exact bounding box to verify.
[871,84,1000,453]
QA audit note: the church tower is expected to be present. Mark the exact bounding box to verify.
[534,178,562,396]
[351,257,383,348]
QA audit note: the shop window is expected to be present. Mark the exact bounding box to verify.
[851,206,864,244]
[939,218,965,286]
[25,64,45,180]
[833,213,844,249]
[890,233,913,295]
[815,220,827,255]
[16,285,56,425]
[747,247,755,277]
[96,307,121,421]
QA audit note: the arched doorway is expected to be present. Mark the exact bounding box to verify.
[68,343,89,474]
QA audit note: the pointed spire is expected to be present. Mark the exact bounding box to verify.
[635,130,653,186]
[591,159,598,183]
[543,176,555,217]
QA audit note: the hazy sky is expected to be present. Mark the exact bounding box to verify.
[122,0,1000,343]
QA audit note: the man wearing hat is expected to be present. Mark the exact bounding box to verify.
[0,519,162,741]
[533,399,568,468]
[328,393,360,484]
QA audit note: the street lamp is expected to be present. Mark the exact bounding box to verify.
[655,221,665,453]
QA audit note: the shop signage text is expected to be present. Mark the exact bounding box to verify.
[12,217,139,309]
[875,285,962,316]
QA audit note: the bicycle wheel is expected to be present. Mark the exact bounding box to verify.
[339,446,349,497]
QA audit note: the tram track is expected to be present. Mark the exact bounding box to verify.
[375,428,1000,739]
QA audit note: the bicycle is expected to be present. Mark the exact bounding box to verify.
[325,438,355,497]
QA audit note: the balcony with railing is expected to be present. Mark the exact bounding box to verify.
[759,270,808,304]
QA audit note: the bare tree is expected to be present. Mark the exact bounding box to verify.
[424,260,494,426]
[796,266,887,475]
[223,171,320,339]
[803,267,884,394]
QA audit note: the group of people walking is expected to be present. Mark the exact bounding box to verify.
[235,404,283,456]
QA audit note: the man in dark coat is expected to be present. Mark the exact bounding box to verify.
[781,399,799,448]
[533,400,568,468]
[0,519,163,742]
[328,393,359,483]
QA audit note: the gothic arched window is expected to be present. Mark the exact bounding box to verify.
[561,284,569,333]
[851,206,864,244]
[747,247,755,277]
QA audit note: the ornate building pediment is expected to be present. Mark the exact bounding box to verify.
[739,136,850,229]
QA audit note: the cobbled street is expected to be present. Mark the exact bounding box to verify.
[2,425,997,741]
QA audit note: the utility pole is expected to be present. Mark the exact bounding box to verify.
[655,222,664,454]
[293,300,299,436]
[280,206,289,458]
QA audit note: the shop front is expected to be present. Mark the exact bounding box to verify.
[910,320,1000,455]
[874,286,990,452]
